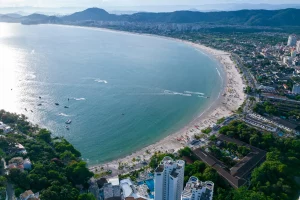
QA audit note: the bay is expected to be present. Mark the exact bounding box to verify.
[0,23,223,165]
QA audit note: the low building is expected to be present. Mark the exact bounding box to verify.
[103,177,121,200]
[193,135,266,189]
[120,179,148,200]
[0,121,12,134]
[20,190,39,200]
[8,157,25,171]
[181,177,214,200]
[292,84,300,94]
[23,158,32,170]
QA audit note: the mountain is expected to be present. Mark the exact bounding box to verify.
[61,8,117,21]
[59,8,300,26]
[2,8,300,27]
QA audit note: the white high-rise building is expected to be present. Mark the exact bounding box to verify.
[181,177,214,200]
[154,156,185,200]
[287,35,297,47]
[297,41,300,53]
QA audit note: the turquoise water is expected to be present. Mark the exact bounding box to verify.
[0,23,223,165]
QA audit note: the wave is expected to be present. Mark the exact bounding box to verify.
[216,68,221,78]
[74,98,86,101]
[184,91,205,96]
[95,79,108,84]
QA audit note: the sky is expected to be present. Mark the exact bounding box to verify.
[1,0,300,7]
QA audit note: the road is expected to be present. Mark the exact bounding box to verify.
[232,53,257,89]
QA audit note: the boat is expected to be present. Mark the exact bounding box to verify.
[55,103,59,106]
[30,110,33,113]
[65,119,72,124]
[39,96,42,99]
[38,104,42,106]
[64,106,69,109]
[25,108,27,111]
[65,126,70,130]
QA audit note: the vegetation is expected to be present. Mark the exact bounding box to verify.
[201,127,212,134]
[0,110,94,200]
[218,121,300,200]
[216,117,226,125]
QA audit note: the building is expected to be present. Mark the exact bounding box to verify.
[120,178,148,200]
[20,190,39,200]
[283,56,292,65]
[287,35,297,47]
[297,41,300,53]
[293,84,300,94]
[291,49,297,58]
[193,135,266,189]
[103,178,121,200]
[154,157,185,200]
[23,158,32,170]
[181,177,214,200]
[0,121,12,134]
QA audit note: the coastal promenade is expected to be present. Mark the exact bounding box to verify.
[89,37,246,178]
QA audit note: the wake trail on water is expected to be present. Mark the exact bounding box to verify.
[73,98,86,101]
[82,77,108,84]
[58,113,72,117]
[95,79,108,84]
[184,91,205,95]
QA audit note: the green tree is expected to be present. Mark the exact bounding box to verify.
[78,193,96,200]
[37,129,51,143]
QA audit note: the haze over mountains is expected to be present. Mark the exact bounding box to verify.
[1,7,300,27]
[0,3,300,15]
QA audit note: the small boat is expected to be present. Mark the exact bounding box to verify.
[39,96,42,99]
[25,108,27,111]
[30,110,33,112]
[65,126,70,130]
[65,119,72,124]
[64,106,69,109]
[38,104,42,106]
[55,103,59,106]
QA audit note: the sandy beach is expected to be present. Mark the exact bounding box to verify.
[88,32,246,177]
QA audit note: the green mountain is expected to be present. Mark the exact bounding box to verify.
[3,7,300,26]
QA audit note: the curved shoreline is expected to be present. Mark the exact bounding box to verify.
[21,23,245,174]
[56,25,247,174]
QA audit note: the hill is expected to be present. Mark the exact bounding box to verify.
[2,8,300,27]
[60,8,300,26]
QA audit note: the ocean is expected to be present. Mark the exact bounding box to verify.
[0,23,223,165]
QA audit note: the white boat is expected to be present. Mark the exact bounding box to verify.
[65,119,72,124]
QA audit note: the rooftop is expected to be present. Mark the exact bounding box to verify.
[193,135,266,189]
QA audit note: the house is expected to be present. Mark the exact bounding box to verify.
[0,121,12,134]
[8,157,32,171]
[20,190,39,200]
[23,158,32,170]
[15,143,27,155]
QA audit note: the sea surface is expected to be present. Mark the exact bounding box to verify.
[0,23,223,165]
